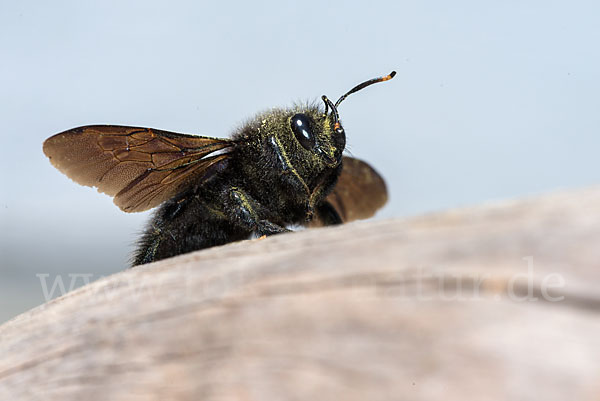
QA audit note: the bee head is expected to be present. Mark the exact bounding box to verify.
[287,105,343,169]
[287,71,397,170]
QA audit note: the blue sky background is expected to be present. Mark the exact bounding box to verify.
[1,0,599,322]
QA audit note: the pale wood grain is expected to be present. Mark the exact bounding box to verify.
[2,188,600,401]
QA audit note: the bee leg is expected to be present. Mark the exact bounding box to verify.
[314,201,343,226]
[255,220,290,235]
[305,164,342,221]
[133,222,164,266]
[227,187,291,236]
[268,135,311,195]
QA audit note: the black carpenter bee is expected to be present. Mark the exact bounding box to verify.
[43,71,396,266]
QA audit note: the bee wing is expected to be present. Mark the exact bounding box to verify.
[43,125,234,213]
[313,156,388,225]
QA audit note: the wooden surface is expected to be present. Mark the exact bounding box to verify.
[1,188,600,401]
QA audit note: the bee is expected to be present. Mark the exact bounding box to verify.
[43,71,396,266]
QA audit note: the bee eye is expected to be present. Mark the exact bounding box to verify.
[290,113,315,150]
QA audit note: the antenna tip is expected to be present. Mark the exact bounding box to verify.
[382,71,397,81]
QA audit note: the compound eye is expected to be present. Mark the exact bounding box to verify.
[290,113,316,150]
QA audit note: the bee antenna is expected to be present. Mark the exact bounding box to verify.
[321,95,339,125]
[322,96,329,116]
[334,71,396,108]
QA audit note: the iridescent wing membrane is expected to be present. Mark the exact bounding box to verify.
[43,125,234,212]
